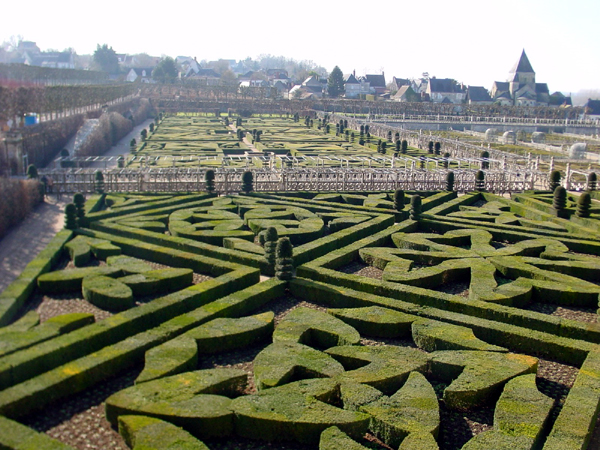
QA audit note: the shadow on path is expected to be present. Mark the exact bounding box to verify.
[0,195,67,292]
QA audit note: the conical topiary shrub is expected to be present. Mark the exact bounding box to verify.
[64,203,78,230]
[588,172,597,191]
[480,151,490,170]
[475,170,485,192]
[401,140,408,154]
[73,193,86,222]
[241,171,253,194]
[95,171,105,194]
[275,237,294,280]
[393,189,405,211]
[446,171,455,192]
[26,164,38,179]
[553,186,567,217]
[205,169,216,193]
[263,227,278,268]
[576,192,592,218]
[434,142,441,155]
[549,170,561,192]
[428,141,434,154]
[410,195,422,221]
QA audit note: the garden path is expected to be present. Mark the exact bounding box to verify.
[0,119,155,293]
[0,194,67,293]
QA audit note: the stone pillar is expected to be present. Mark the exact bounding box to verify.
[565,163,571,190]
[3,131,24,175]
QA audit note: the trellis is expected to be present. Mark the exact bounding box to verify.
[40,164,547,196]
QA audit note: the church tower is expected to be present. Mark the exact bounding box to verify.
[509,50,535,96]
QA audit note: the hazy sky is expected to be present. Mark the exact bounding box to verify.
[3,0,599,94]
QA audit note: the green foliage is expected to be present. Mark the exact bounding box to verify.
[475,170,485,191]
[26,164,38,179]
[326,345,430,395]
[73,193,85,221]
[409,195,422,220]
[275,237,294,280]
[152,57,179,83]
[361,371,439,448]
[241,171,253,194]
[446,171,455,191]
[328,306,415,338]
[549,170,561,192]
[553,186,567,211]
[319,426,370,449]
[480,150,490,169]
[394,189,405,211]
[273,307,360,348]
[327,66,345,97]
[118,415,210,450]
[263,226,278,267]
[106,369,247,439]
[434,141,441,155]
[412,319,507,352]
[576,192,592,218]
[588,172,597,191]
[93,44,119,74]
[430,350,538,411]
[64,203,77,230]
[428,141,434,154]
[204,169,215,193]
[82,275,134,311]
[94,171,105,194]
[401,140,408,154]
[232,378,370,444]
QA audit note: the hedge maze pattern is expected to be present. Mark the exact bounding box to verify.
[1,188,600,449]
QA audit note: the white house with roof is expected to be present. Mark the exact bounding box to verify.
[344,73,370,98]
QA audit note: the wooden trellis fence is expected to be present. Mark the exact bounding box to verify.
[40,165,548,196]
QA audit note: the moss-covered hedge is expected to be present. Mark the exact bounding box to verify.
[0,229,72,326]
[118,415,210,450]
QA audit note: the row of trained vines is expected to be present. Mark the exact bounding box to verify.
[0,84,137,122]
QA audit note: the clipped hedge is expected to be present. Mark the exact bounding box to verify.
[361,371,439,448]
[328,305,416,338]
[0,229,72,326]
[290,278,593,366]
[543,345,600,449]
[136,312,274,384]
[106,369,246,439]
[319,425,370,449]
[253,342,345,390]
[0,277,282,418]
[232,378,370,444]
[0,415,75,449]
[326,345,430,396]
[118,415,210,450]
[430,350,538,411]
[273,307,360,349]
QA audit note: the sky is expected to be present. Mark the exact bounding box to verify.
[3,0,599,95]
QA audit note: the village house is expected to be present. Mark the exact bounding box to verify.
[426,78,467,104]
[343,72,370,99]
[466,86,493,105]
[126,68,155,83]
